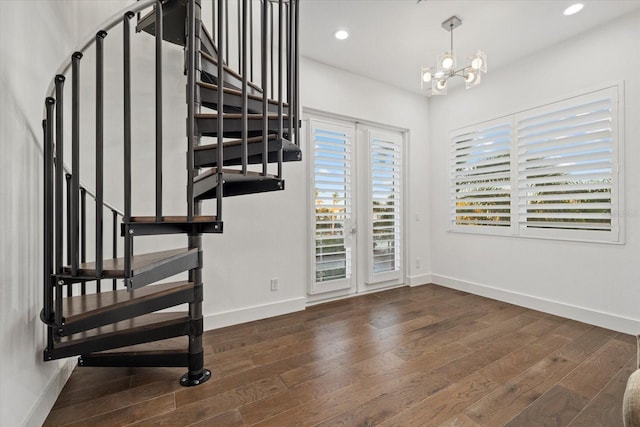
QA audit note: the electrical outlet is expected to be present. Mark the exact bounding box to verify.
[270,278,279,291]
[416,258,421,269]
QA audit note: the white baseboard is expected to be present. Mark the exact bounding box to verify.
[431,274,640,335]
[24,358,76,427]
[407,274,432,287]
[204,297,306,331]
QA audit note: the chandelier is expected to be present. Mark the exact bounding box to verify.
[421,16,487,95]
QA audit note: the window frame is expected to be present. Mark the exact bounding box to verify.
[449,84,624,244]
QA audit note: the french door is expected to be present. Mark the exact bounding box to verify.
[308,116,404,297]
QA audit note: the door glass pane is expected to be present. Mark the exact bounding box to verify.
[314,126,352,283]
[370,134,401,277]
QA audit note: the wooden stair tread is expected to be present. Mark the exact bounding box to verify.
[197,81,287,107]
[194,134,277,151]
[194,168,275,183]
[195,113,288,120]
[200,50,263,94]
[128,216,218,223]
[58,312,189,346]
[62,248,198,278]
[94,337,187,354]
[63,281,193,321]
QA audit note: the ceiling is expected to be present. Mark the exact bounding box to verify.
[299,0,640,95]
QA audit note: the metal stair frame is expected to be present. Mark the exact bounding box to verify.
[39,0,300,388]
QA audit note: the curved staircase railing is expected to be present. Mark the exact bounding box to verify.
[40,0,299,387]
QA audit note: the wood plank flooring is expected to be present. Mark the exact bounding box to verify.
[44,284,636,426]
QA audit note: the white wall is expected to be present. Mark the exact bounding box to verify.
[0,1,138,425]
[428,10,640,334]
[0,2,77,426]
[200,58,431,326]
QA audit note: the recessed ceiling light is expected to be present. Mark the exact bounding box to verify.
[334,30,349,40]
[563,3,584,16]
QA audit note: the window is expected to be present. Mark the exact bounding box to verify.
[450,85,623,243]
[451,119,513,233]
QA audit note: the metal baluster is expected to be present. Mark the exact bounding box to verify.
[71,52,82,276]
[225,0,229,64]
[216,0,225,218]
[66,175,72,271]
[80,188,87,295]
[250,0,254,82]
[237,0,242,72]
[277,0,283,178]
[286,2,293,141]
[112,210,118,291]
[261,0,268,175]
[187,0,196,220]
[294,0,299,145]
[65,175,72,297]
[242,0,248,175]
[155,1,163,221]
[270,1,274,100]
[54,76,65,277]
[43,98,55,331]
[124,12,134,281]
[95,31,107,283]
[212,0,216,46]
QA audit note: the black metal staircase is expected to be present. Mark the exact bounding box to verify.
[40,0,299,387]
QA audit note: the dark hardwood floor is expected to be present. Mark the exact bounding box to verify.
[44,284,636,426]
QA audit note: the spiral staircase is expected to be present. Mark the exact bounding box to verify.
[40,0,299,386]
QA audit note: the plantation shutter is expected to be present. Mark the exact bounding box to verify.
[515,87,620,242]
[310,120,355,292]
[367,130,402,284]
[450,118,513,232]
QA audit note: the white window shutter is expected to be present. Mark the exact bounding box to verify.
[515,87,621,242]
[310,120,355,292]
[367,130,402,284]
[450,118,514,232]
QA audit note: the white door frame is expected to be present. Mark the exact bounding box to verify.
[304,109,408,303]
